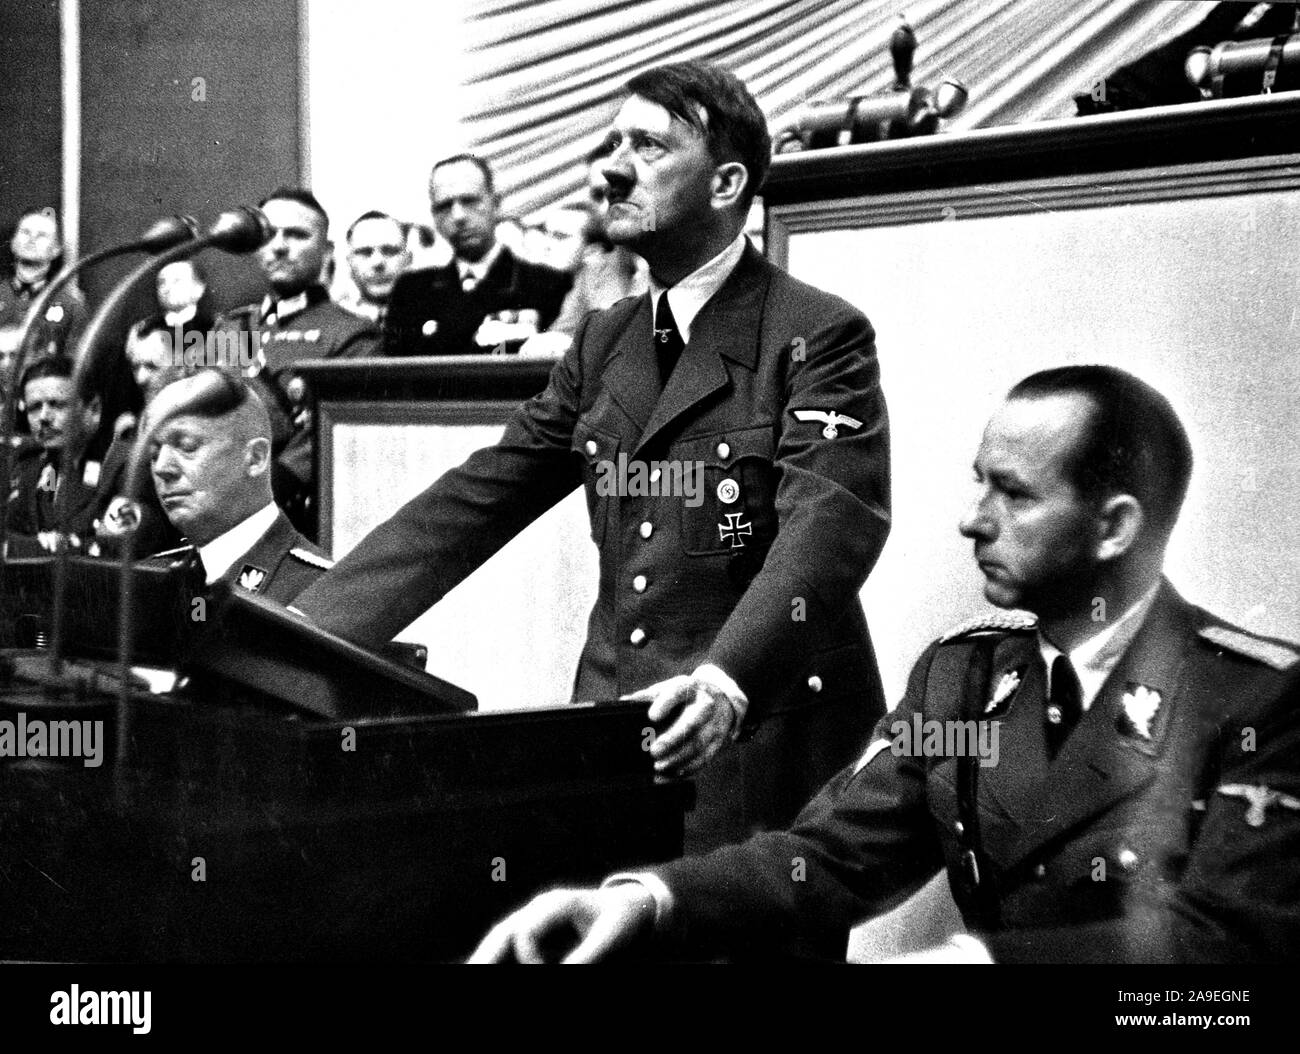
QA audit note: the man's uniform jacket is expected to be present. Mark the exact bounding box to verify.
[295,242,891,850]
[5,441,101,554]
[0,274,88,359]
[217,286,379,514]
[151,509,333,607]
[656,581,1300,962]
[382,248,572,356]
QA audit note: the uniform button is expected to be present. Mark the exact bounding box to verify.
[1033,863,1047,879]
[649,467,661,485]
[639,521,653,539]
[584,439,598,456]
[1117,848,1139,872]
[629,627,647,647]
[632,574,647,593]
[716,441,731,459]
[953,821,965,836]
[807,675,823,693]
[1045,704,1063,725]
[421,320,437,336]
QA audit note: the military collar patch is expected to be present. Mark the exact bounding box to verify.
[985,668,1023,716]
[1217,783,1300,827]
[791,408,863,440]
[237,564,268,593]
[1118,683,1161,741]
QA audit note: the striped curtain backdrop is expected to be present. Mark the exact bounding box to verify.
[457,0,1216,219]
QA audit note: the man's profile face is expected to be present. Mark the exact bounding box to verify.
[11,211,60,268]
[541,208,590,272]
[257,198,329,297]
[429,161,498,263]
[149,413,250,543]
[959,394,1102,615]
[156,260,206,314]
[598,95,720,253]
[23,375,73,450]
[347,217,412,304]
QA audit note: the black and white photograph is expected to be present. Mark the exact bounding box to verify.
[0,0,1297,1033]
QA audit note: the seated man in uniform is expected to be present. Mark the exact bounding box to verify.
[0,207,88,368]
[146,370,332,605]
[472,365,1300,964]
[216,187,380,539]
[6,355,102,555]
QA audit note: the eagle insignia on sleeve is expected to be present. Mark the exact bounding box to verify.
[791,409,863,440]
[1217,784,1300,827]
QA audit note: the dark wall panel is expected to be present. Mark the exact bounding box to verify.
[0,0,62,265]
[79,0,300,310]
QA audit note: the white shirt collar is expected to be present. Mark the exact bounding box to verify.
[457,240,503,286]
[197,502,280,585]
[649,232,747,345]
[1038,579,1162,711]
[163,303,198,328]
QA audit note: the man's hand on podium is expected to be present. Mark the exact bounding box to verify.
[468,885,655,963]
[624,664,748,778]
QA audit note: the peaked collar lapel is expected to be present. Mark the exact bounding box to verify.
[992,579,1199,869]
[631,245,769,457]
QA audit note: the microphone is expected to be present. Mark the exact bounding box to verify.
[0,214,198,647]
[47,207,272,666]
[110,368,244,714]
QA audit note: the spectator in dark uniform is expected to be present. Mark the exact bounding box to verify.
[339,211,412,324]
[216,187,380,539]
[381,155,572,355]
[5,355,102,554]
[0,207,88,376]
[296,61,892,853]
[147,370,331,605]
[471,365,1300,965]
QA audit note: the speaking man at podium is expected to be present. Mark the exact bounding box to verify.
[295,61,892,852]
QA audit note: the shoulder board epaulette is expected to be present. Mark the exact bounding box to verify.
[1199,625,1299,671]
[290,547,333,570]
[150,544,196,560]
[940,610,1038,643]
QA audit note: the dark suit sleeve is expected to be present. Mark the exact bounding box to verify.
[656,646,943,959]
[985,669,1300,963]
[291,319,590,644]
[706,301,890,718]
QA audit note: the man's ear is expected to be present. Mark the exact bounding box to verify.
[711,162,749,211]
[245,436,272,477]
[1095,493,1143,562]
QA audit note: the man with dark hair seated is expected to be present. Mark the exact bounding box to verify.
[471,365,1300,964]
[145,369,332,605]
[216,187,380,539]
[5,355,102,554]
[0,207,88,366]
[339,210,412,324]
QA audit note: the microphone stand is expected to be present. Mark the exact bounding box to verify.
[0,215,197,650]
[49,207,270,673]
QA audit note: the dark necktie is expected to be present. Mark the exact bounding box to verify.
[653,292,684,389]
[1045,655,1083,759]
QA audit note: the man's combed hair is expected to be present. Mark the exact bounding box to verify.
[346,210,407,243]
[1009,364,1194,535]
[431,154,496,196]
[19,353,73,391]
[259,187,330,230]
[626,61,771,209]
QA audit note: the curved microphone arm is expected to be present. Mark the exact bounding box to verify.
[48,207,271,665]
[0,214,196,648]
[112,369,244,713]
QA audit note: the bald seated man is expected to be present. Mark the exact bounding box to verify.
[147,370,333,603]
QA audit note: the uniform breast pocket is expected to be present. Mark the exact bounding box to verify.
[678,426,779,557]
[572,420,619,545]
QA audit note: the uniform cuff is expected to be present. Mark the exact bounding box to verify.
[601,872,676,932]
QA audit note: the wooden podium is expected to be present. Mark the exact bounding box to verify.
[297,356,598,712]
